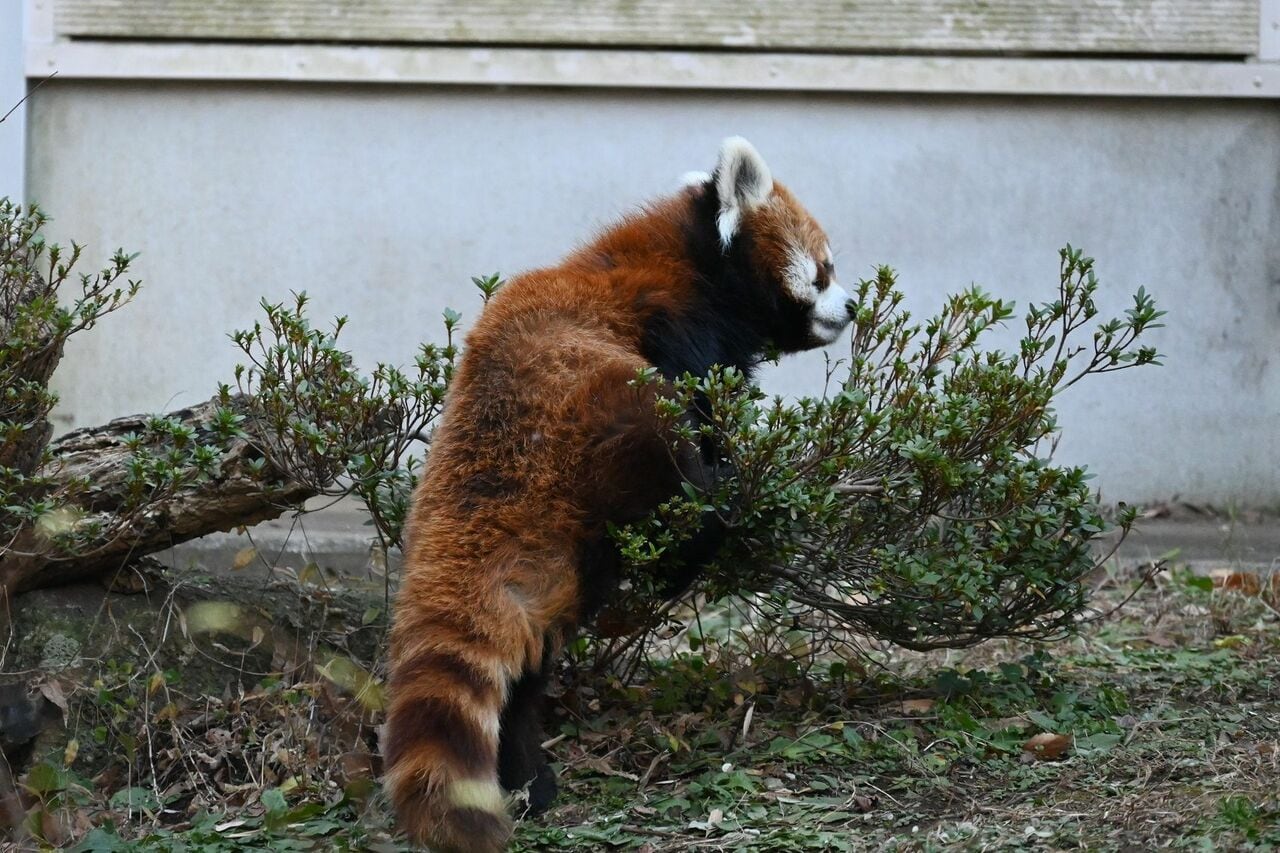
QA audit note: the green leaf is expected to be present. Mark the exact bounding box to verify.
[260,787,288,816]
[1074,732,1122,754]
[67,827,126,852]
[23,762,63,796]
[1183,575,1214,593]
[109,786,161,813]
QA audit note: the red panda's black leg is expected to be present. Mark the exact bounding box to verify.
[658,426,733,597]
[498,660,558,814]
[576,534,624,622]
[659,513,727,599]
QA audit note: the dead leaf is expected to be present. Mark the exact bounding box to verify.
[851,793,878,813]
[580,756,639,781]
[101,567,148,594]
[900,698,935,715]
[62,739,78,767]
[989,716,1031,732]
[231,546,257,571]
[38,680,68,718]
[39,809,67,847]
[184,601,247,636]
[339,750,376,783]
[1210,569,1262,596]
[1023,732,1071,761]
[298,561,323,585]
[70,807,92,836]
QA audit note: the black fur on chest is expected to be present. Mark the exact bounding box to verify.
[639,192,770,384]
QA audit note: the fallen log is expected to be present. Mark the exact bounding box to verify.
[0,396,316,595]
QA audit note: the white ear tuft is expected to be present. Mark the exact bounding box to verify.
[714,137,773,249]
[678,170,711,188]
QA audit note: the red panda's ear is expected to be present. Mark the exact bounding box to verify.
[713,137,773,250]
[678,171,711,189]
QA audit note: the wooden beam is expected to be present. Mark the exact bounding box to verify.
[25,41,1280,99]
[54,0,1259,57]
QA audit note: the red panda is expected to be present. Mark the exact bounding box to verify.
[384,138,851,852]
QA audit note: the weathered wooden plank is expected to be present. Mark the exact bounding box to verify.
[56,1,1259,57]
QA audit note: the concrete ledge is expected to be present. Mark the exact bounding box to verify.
[160,500,1280,578]
[25,42,1280,99]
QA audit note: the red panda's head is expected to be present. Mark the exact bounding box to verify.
[684,138,852,354]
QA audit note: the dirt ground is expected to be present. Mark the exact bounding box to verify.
[2,508,1277,851]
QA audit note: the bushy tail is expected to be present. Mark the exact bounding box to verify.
[383,635,514,853]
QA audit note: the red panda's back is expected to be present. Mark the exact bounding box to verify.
[401,264,668,577]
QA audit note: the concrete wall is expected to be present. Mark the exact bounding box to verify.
[1,6,25,202]
[23,82,1280,505]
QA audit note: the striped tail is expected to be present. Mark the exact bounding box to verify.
[383,637,514,853]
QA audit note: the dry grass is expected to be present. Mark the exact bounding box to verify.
[1,559,1277,851]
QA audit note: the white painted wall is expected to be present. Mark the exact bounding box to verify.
[0,4,25,202]
[23,83,1280,505]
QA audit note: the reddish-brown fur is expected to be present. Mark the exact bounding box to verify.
[385,144,839,852]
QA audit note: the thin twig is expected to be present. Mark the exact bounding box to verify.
[1080,560,1167,625]
[0,72,56,125]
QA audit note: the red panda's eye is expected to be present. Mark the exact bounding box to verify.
[814,263,834,292]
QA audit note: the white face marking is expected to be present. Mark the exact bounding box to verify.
[811,281,852,344]
[787,242,850,345]
[784,246,819,302]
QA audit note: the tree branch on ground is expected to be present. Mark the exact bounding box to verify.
[0,200,452,598]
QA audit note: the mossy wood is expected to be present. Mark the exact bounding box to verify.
[0,397,314,596]
[55,1,1258,57]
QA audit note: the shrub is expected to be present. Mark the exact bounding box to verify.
[1,200,139,551]
[226,281,497,550]
[0,199,462,583]
[608,248,1162,656]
